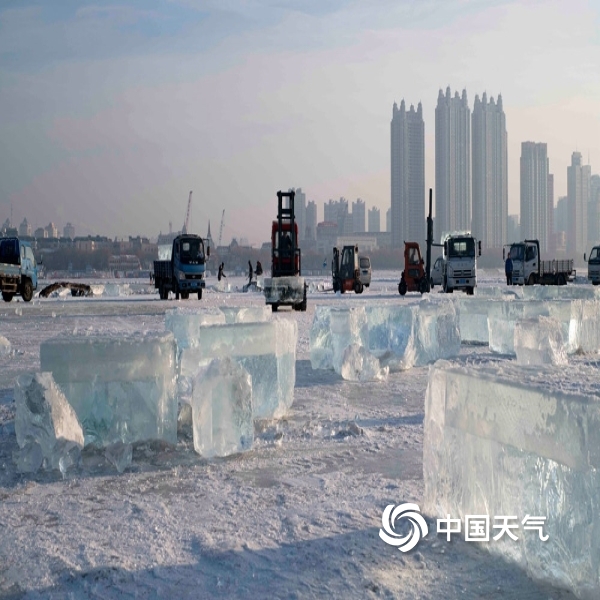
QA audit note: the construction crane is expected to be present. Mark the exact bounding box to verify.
[218,209,225,247]
[182,191,192,234]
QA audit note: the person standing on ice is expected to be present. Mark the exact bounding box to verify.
[218,262,226,281]
[248,260,253,285]
[505,254,513,285]
[255,261,263,276]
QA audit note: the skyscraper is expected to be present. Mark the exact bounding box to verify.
[305,200,317,240]
[588,174,600,245]
[391,99,425,248]
[368,207,380,233]
[291,188,306,242]
[520,142,550,253]
[567,152,591,256]
[471,92,507,250]
[435,88,471,241]
[352,198,366,233]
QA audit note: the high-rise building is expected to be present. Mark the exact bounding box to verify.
[435,88,471,241]
[567,151,591,256]
[305,201,317,240]
[368,207,380,233]
[352,199,365,233]
[471,93,507,250]
[547,174,554,253]
[386,208,391,232]
[555,196,568,233]
[19,218,31,237]
[507,214,520,243]
[45,222,58,239]
[63,222,75,239]
[520,142,550,253]
[391,99,425,248]
[588,174,600,245]
[290,188,306,242]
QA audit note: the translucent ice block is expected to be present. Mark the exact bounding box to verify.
[191,357,253,458]
[514,316,567,366]
[180,319,297,419]
[340,343,388,382]
[14,372,84,472]
[40,331,178,447]
[329,306,369,374]
[414,299,460,365]
[219,305,272,324]
[309,306,333,370]
[424,360,600,600]
[455,297,493,344]
[263,276,306,304]
[165,307,226,351]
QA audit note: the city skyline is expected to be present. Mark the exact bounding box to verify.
[1,1,599,245]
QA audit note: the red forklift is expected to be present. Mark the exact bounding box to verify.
[263,190,307,312]
[332,245,364,294]
[398,242,429,295]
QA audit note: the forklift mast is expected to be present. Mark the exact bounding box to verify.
[272,190,301,278]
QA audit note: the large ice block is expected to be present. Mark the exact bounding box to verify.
[414,299,460,365]
[40,331,178,447]
[514,316,567,366]
[424,360,600,600]
[329,306,369,374]
[180,319,297,419]
[165,307,226,351]
[263,276,306,304]
[192,357,253,458]
[309,306,333,370]
[340,343,389,382]
[14,372,84,472]
[455,297,493,344]
[522,285,600,301]
[219,306,272,324]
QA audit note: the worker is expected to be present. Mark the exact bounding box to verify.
[255,261,263,276]
[218,262,226,281]
[505,255,513,285]
[248,260,253,285]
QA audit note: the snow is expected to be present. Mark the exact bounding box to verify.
[0,270,581,599]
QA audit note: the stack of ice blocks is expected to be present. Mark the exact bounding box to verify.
[180,319,297,419]
[424,360,600,599]
[40,331,178,447]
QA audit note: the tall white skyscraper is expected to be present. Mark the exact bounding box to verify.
[352,199,366,233]
[520,142,550,253]
[567,151,591,256]
[391,99,425,248]
[305,200,317,240]
[472,92,507,250]
[290,188,306,241]
[368,207,380,233]
[435,88,471,241]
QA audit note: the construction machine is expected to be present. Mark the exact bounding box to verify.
[332,245,365,294]
[398,242,429,295]
[263,190,307,312]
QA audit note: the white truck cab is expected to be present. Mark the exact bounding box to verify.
[441,233,480,295]
[585,246,600,285]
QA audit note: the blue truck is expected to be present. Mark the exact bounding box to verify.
[0,237,39,302]
[153,234,209,300]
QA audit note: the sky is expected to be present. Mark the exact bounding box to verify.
[1,0,599,246]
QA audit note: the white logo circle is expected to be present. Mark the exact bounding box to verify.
[379,503,429,552]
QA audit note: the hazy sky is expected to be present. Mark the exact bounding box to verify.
[1,0,599,245]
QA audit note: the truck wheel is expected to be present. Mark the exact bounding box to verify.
[181,291,189,300]
[527,274,536,286]
[160,286,168,300]
[557,274,566,286]
[443,277,453,294]
[197,289,203,300]
[467,286,474,296]
[2,292,13,303]
[21,279,34,302]
[271,303,278,312]
[419,278,428,294]
[175,285,180,300]
[354,281,363,294]
[398,279,407,296]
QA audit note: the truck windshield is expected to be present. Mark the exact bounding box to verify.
[447,238,475,258]
[179,239,204,264]
[589,247,600,262]
[509,245,525,261]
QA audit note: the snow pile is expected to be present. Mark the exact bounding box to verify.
[14,372,84,474]
[40,331,178,447]
[424,360,600,600]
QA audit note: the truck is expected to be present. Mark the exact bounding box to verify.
[584,245,600,285]
[263,190,307,312]
[332,245,369,294]
[505,239,574,286]
[153,234,209,300]
[441,232,481,295]
[0,237,39,303]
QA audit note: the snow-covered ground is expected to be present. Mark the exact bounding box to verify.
[0,270,578,599]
